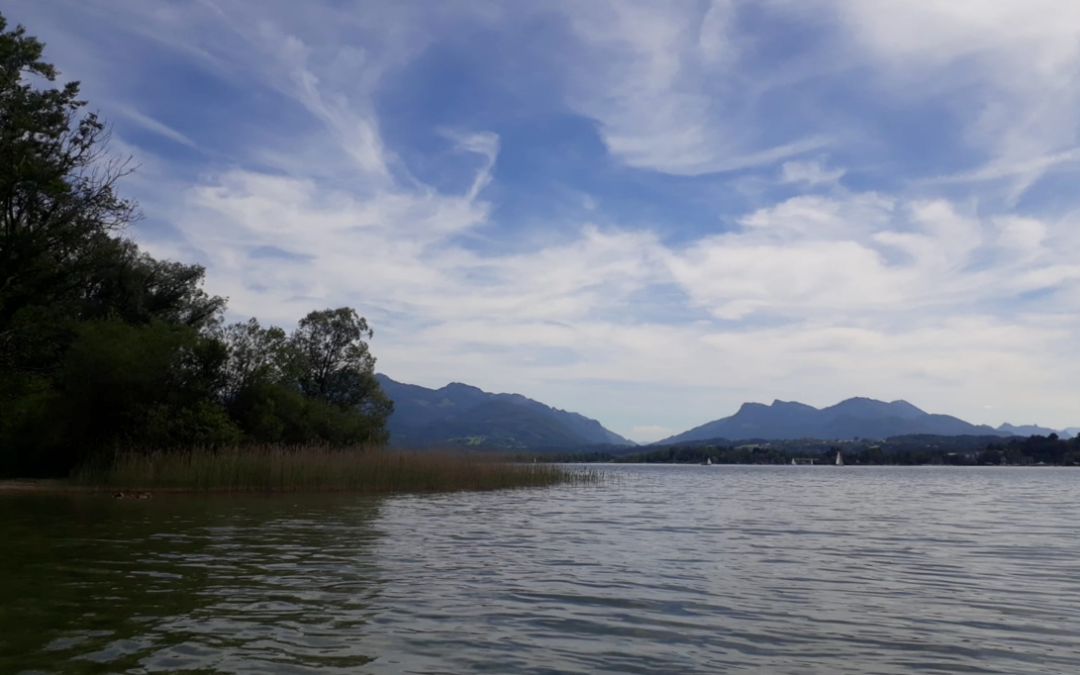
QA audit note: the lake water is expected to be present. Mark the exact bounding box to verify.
[3,465,1080,674]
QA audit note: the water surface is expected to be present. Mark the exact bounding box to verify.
[3,465,1079,674]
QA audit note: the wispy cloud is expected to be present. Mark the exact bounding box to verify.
[829,0,1080,197]
[9,0,1080,439]
[560,0,829,175]
[780,159,846,186]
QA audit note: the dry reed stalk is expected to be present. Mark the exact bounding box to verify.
[72,445,600,493]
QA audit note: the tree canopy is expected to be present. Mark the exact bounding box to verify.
[0,13,392,477]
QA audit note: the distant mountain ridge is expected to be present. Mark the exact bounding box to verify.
[657,397,1075,445]
[376,374,634,448]
[996,423,1064,437]
[374,376,1074,447]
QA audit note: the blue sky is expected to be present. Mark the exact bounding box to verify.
[8,0,1080,440]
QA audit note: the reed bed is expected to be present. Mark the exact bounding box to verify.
[71,445,600,493]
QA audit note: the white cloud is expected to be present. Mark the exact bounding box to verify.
[740,193,893,240]
[780,160,845,185]
[125,0,1080,434]
[16,0,1080,437]
[833,0,1080,76]
[664,189,1080,327]
[560,0,826,175]
[555,0,1080,189]
[441,130,501,200]
[113,105,200,149]
[827,0,1080,195]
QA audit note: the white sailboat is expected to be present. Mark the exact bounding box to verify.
[835,451,844,467]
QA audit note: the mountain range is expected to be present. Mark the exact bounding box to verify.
[375,374,634,448]
[375,375,1075,448]
[997,423,1065,437]
[656,397,1075,445]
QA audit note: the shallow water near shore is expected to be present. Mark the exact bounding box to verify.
[3,464,1079,674]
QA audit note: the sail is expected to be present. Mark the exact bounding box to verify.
[836,452,844,466]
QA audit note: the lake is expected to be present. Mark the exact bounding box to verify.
[2,465,1079,674]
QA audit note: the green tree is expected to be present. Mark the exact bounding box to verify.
[59,320,236,446]
[81,240,225,329]
[0,16,132,371]
[0,14,394,475]
[290,308,393,439]
[0,14,231,475]
[0,14,223,378]
[292,309,380,403]
[216,317,298,443]
[3,319,239,476]
[217,311,393,446]
[217,317,293,400]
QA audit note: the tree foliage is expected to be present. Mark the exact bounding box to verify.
[216,312,394,446]
[0,14,393,477]
[291,307,391,417]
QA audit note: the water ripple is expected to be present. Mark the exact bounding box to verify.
[2,466,1080,674]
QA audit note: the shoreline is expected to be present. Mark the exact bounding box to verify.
[0,479,93,494]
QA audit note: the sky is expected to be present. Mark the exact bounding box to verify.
[6,0,1079,441]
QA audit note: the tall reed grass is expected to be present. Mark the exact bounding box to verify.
[72,445,599,493]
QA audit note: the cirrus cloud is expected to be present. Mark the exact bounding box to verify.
[7,0,1079,439]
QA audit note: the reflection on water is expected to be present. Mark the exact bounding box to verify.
[3,466,1080,674]
[0,494,384,674]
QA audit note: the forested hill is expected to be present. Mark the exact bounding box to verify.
[376,375,634,448]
